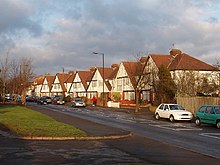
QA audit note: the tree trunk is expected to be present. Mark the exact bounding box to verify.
[135,90,140,113]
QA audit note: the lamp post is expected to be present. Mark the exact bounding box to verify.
[93,52,105,106]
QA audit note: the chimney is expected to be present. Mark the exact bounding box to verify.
[68,70,74,75]
[139,57,147,64]
[111,64,119,70]
[170,49,182,57]
[45,73,50,76]
[89,67,96,72]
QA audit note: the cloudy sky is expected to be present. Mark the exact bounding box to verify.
[0,0,220,75]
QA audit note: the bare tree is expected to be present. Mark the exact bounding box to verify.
[172,70,200,96]
[19,57,35,105]
[0,52,10,103]
[0,55,35,104]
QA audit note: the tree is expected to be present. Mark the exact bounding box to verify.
[0,53,10,103]
[154,64,177,104]
[19,57,35,105]
[0,55,35,104]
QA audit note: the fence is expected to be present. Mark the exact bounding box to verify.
[177,97,220,114]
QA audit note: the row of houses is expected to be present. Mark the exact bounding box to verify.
[31,49,220,105]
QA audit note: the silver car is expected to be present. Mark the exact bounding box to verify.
[71,98,86,107]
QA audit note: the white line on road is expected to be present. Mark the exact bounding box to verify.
[149,124,203,131]
[200,133,220,139]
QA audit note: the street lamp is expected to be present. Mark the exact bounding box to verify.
[93,52,105,106]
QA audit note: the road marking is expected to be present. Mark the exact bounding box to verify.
[200,133,220,140]
[149,124,202,131]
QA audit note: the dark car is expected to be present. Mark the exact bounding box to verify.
[195,105,220,128]
[52,95,65,105]
[71,98,86,107]
[37,96,52,105]
[26,95,37,102]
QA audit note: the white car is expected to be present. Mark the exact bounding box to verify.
[155,103,193,122]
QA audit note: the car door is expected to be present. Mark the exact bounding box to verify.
[204,106,215,124]
[160,104,169,118]
[197,106,206,123]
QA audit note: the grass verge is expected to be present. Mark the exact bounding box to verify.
[0,105,87,137]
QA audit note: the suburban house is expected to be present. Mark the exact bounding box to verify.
[141,49,219,101]
[40,73,55,97]
[30,49,219,107]
[33,75,44,97]
[87,67,115,100]
[50,72,70,97]
[64,71,75,96]
[111,59,146,105]
[69,70,93,98]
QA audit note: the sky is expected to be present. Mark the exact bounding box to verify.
[0,0,220,75]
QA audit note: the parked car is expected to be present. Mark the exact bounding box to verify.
[195,105,220,128]
[26,95,37,102]
[52,95,65,105]
[155,103,193,122]
[71,98,86,107]
[37,96,52,105]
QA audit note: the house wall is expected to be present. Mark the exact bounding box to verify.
[51,76,63,94]
[87,70,109,97]
[35,85,42,97]
[41,79,50,96]
[111,63,134,103]
[69,73,87,98]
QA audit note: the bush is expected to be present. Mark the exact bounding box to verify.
[64,95,71,102]
[112,92,121,101]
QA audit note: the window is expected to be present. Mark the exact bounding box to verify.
[164,105,169,110]
[159,104,164,110]
[92,81,97,87]
[205,106,214,114]
[124,92,135,100]
[117,78,122,90]
[199,106,206,113]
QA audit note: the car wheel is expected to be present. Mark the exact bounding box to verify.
[72,103,76,107]
[169,115,175,122]
[155,113,160,120]
[216,120,220,129]
[195,117,201,126]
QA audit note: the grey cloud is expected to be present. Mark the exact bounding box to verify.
[1,0,220,75]
[0,0,42,37]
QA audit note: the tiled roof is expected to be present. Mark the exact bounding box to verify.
[168,53,218,71]
[149,54,171,68]
[57,73,70,92]
[77,70,94,90]
[45,75,55,90]
[97,67,115,91]
[123,61,145,87]
[34,75,44,85]
[65,72,75,83]
[149,50,218,71]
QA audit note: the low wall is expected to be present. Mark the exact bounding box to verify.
[107,101,120,108]
[177,96,220,114]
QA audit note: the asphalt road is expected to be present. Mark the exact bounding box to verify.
[0,104,219,165]
[41,103,220,159]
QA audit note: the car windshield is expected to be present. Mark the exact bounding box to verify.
[169,104,185,110]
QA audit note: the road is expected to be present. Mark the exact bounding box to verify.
[1,103,219,165]
[40,104,220,159]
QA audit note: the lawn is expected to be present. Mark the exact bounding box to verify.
[0,105,87,137]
